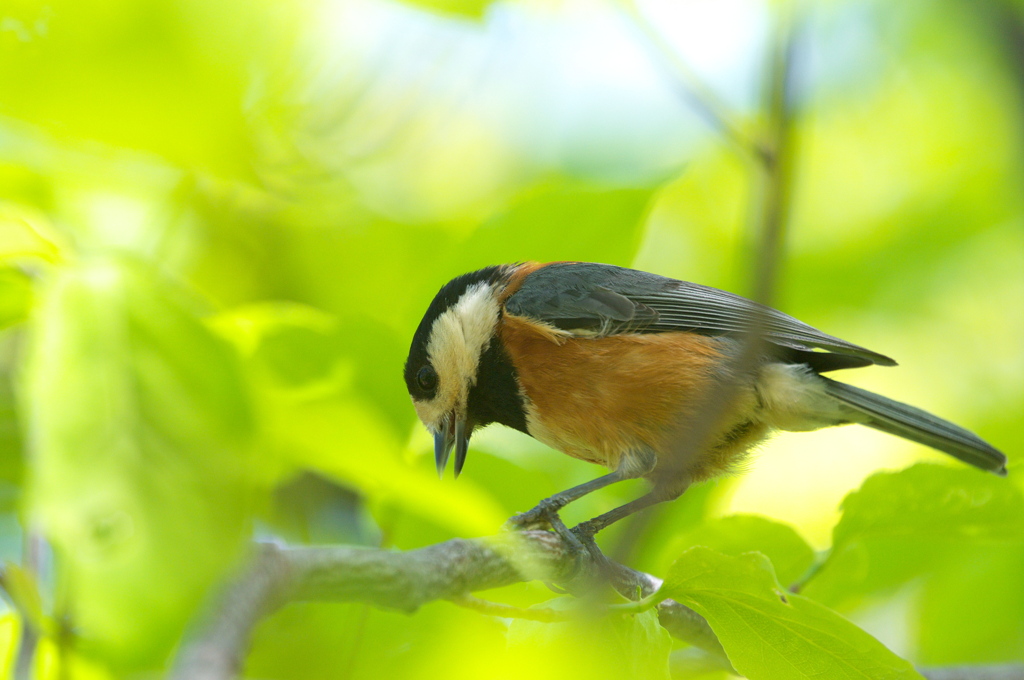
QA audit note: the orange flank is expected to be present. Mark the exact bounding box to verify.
[499,314,767,482]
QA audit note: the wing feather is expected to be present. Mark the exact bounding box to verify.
[504,262,896,368]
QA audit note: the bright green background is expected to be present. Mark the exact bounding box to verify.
[0,0,1022,677]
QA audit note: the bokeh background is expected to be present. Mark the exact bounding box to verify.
[0,0,1022,677]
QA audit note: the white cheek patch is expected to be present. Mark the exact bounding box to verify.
[413,400,439,432]
[421,283,501,425]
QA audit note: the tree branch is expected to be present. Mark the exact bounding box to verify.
[169,531,729,680]
[919,665,1024,680]
[171,531,1024,680]
[170,543,293,680]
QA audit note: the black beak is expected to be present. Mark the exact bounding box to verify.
[453,419,468,479]
[434,414,471,479]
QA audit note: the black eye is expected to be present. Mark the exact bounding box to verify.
[417,365,438,392]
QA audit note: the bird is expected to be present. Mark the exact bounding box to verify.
[403,261,1008,542]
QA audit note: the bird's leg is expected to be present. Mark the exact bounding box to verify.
[556,492,676,590]
[572,481,689,543]
[504,471,626,550]
[506,451,659,561]
[571,494,661,542]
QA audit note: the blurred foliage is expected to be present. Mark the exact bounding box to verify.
[508,604,673,680]
[0,0,1022,677]
[24,257,255,668]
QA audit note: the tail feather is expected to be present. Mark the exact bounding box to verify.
[821,377,1008,476]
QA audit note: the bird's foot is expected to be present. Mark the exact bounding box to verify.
[571,517,600,543]
[570,521,649,597]
[504,500,584,555]
[504,499,558,532]
[570,520,614,574]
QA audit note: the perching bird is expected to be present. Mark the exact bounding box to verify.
[403,262,1007,540]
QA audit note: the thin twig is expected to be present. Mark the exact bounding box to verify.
[607,591,663,615]
[613,2,801,564]
[626,1,770,161]
[449,594,570,622]
[788,549,829,593]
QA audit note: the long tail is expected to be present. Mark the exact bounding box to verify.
[821,377,1008,476]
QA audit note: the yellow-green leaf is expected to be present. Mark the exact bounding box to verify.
[656,514,815,586]
[660,547,924,680]
[805,464,1024,607]
[213,302,507,537]
[832,464,1024,548]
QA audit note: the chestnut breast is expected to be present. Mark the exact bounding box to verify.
[498,314,732,471]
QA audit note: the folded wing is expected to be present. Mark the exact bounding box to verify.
[504,262,896,371]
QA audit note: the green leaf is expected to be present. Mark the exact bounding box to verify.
[34,634,118,680]
[0,614,15,674]
[0,0,276,176]
[0,564,48,634]
[0,205,54,334]
[508,600,672,680]
[249,601,510,680]
[0,368,26,499]
[660,547,923,680]
[916,543,1024,664]
[656,514,815,586]
[831,464,1024,548]
[22,257,255,669]
[263,395,508,539]
[805,464,1024,606]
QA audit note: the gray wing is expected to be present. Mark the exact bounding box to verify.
[504,262,896,368]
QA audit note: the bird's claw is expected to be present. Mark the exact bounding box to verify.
[506,504,621,587]
[503,504,554,532]
[570,518,597,543]
[504,497,568,532]
[504,501,585,555]
[570,521,609,565]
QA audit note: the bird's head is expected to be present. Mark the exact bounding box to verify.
[404,266,510,478]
